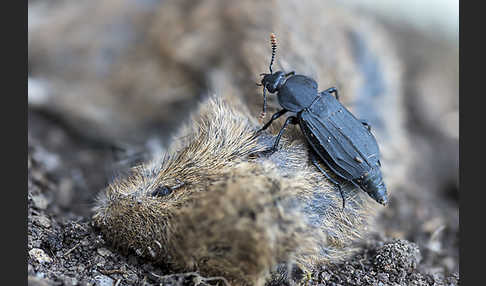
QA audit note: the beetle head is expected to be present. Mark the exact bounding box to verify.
[260,71,286,93]
[257,70,286,117]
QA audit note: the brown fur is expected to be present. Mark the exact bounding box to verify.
[93,94,378,285]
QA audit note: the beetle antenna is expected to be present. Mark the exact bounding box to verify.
[261,86,267,118]
[269,33,277,74]
[260,33,276,118]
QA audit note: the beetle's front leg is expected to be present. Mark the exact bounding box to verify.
[266,116,299,153]
[285,71,295,77]
[256,109,288,134]
[360,119,371,131]
[322,87,339,101]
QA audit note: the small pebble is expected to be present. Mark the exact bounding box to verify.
[94,275,114,286]
[28,276,50,286]
[35,216,51,228]
[29,248,53,264]
[97,247,113,257]
[32,195,49,210]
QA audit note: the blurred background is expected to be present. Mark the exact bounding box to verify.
[28,0,458,283]
[341,0,458,43]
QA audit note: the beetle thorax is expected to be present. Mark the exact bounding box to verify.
[276,75,319,112]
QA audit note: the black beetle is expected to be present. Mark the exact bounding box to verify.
[256,33,387,207]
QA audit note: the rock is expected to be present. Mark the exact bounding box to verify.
[31,194,49,210]
[96,247,113,257]
[28,276,51,286]
[94,274,114,286]
[29,248,53,264]
[35,215,51,228]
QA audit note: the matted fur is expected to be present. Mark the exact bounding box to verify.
[93,94,378,285]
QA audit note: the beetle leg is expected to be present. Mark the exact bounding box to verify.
[285,71,295,77]
[257,116,298,155]
[360,120,371,131]
[322,87,339,101]
[261,86,268,117]
[268,116,298,152]
[309,150,346,209]
[256,109,288,134]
